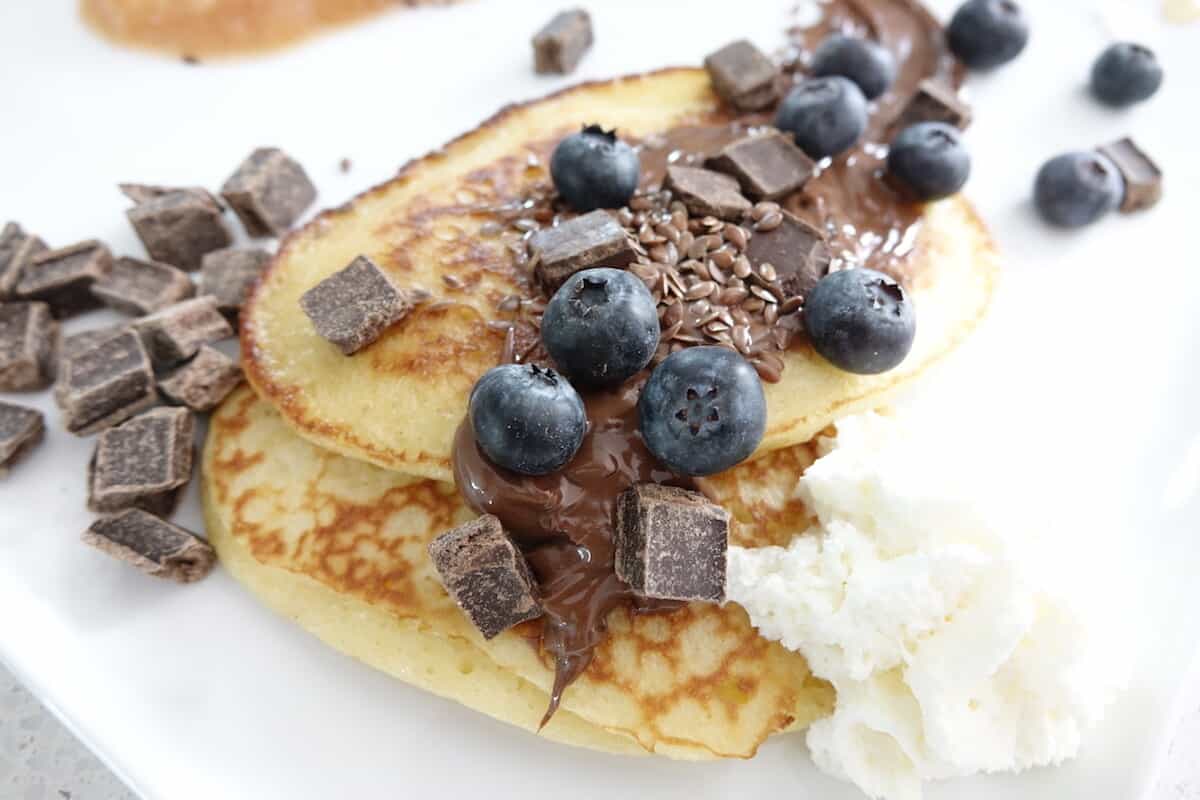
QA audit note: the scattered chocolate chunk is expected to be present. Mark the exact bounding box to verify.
[82,509,215,583]
[124,186,232,271]
[159,345,242,412]
[428,515,543,639]
[0,402,44,475]
[706,131,816,201]
[529,209,637,290]
[704,40,782,112]
[91,256,194,316]
[220,147,317,237]
[60,324,126,361]
[198,247,270,319]
[664,166,752,220]
[300,255,411,355]
[55,329,157,435]
[15,241,112,318]
[744,210,831,300]
[339,157,353,174]
[0,302,57,391]
[615,484,729,603]
[0,223,47,300]
[1098,137,1163,213]
[88,407,194,515]
[532,8,593,75]
[896,79,973,130]
[133,296,233,368]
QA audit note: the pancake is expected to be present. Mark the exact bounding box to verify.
[203,386,835,759]
[241,67,999,483]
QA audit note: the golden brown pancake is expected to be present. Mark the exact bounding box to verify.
[241,67,998,484]
[203,386,835,758]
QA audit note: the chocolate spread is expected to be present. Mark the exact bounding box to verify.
[454,0,962,718]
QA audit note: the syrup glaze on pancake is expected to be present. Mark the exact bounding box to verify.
[452,0,964,718]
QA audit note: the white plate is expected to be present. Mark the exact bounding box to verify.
[1,1,1197,798]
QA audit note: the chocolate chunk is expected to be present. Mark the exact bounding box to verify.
[124,186,232,271]
[198,247,270,319]
[428,515,543,639]
[159,345,243,412]
[896,79,973,130]
[0,402,44,475]
[0,223,48,300]
[82,509,215,583]
[133,296,233,368]
[615,484,729,603]
[0,302,57,391]
[300,255,411,355]
[664,166,753,220]
[532,9,593,75]
[1098,137,1163,213]
[706,131,816,201]
[55,329,157,435]
[91,256,195,316]
[530,209,637,290]
[744,210,831,300]
[88,407,194,515]
[704,40,782,112]
[220,147,317,237]
[60,324,127,361]
[15,240,112,318]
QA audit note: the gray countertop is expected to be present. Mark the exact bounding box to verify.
[1,664,1195,799]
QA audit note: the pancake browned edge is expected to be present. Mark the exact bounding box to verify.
[240,67,999,484]
[203,386,835,759]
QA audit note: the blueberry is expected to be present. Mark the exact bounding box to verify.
[810,34,897,100]
[550,125,640,212]
[803,268,916,375]
[542,268,660,389]
[1033,152,1124,228]
[887,122,971,202]
[775,77,869,160]
[469,363,586,476]
[638,347,766,477]
[946,0,1030,70]
[1091,43,1163,107]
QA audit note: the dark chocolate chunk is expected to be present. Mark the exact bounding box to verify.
[0,302,57,391]
[0,223,48,300]
[159,345,243,412]
[744,210,831,300]
[1098,137,1163,213]
[82,509,216,583]
[88,406,194,515]
[55,329,157,435]
[15,240,112,318]
[704,40,782,112]
[124,186,232,271]
[896,79,973,130]
[0,401,44,475]
[664,166,753,220]
[615,484,729,603]
[706,131,816,201]
[532,9,593,75]
[91,256,195,316]
[530,209,637,290]
[60,324,127,361]
[198,247,270,319]
[133,296,233,368]
[220,147,317,237]
[299,255,412,355]
[428,515,543,639]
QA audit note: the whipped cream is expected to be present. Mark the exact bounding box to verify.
[727,412,1123,800]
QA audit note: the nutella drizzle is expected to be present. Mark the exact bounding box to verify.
[453,0,963,720]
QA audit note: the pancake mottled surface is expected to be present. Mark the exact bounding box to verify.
[242,68,998,482]
[203,387,834,758]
